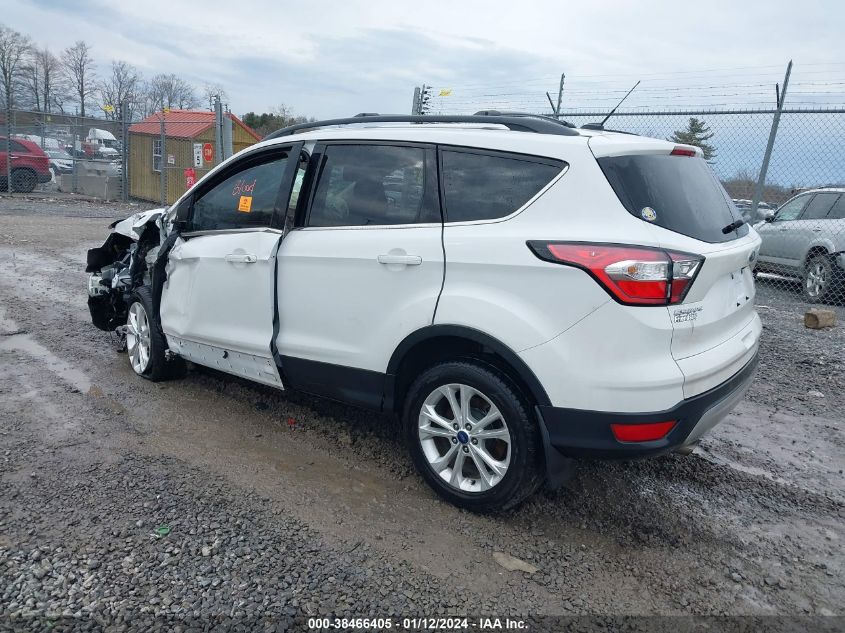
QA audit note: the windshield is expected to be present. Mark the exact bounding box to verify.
[598,154,748,243]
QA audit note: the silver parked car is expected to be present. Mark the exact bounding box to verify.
[755,188,845,303]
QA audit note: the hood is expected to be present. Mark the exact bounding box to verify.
[110,208,165,240]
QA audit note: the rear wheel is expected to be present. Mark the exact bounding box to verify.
[403,361,543,512]
[803,254,838,303]
[11,169,37,193]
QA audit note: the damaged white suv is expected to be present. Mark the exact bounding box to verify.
[86,114,761,512]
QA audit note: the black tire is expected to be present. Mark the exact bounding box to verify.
[127,286,186,381]
[802,254,839,304]
[11,169,37,193]
[403,360,544,513]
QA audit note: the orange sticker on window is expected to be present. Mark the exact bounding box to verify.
[238,196,253,212]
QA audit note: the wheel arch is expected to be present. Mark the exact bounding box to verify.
[803,243,833,268]
[385,325,551,413]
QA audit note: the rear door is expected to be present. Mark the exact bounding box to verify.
[594,146,761,396]
[275,141,443,406]
[160,143,302,388]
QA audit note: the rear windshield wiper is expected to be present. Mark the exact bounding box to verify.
[722,219,745,234]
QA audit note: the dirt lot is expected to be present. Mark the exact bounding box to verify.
[0,195,843,629]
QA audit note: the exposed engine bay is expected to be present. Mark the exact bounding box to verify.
[85,209,167,347]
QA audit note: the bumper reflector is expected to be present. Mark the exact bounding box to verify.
[610,421,676,443]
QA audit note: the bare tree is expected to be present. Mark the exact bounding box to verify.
[61,40,96,117]
[21,47,63,113]
[202,82,228,109]
[0,24,32,109]
[145,73,198,113]
[99,60,140,120]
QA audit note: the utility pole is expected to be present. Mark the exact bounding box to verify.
[751,60,792,218]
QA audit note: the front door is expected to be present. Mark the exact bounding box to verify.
[160,144,302,387]
[757,193,810,271]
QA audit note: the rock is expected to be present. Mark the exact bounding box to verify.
[493,552,539,574]
[201,546,212,557]
[808,390,825,398]
[730,572,742,583]
[804,309,836,329]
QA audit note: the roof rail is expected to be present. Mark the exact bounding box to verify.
[264,113,580,140]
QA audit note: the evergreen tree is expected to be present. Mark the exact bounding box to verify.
[669,117,716,160]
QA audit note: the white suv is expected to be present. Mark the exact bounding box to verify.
[86,114,761,512]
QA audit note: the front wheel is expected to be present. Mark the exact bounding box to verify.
[125,286,185,381]
[802,254,838,304]
[403,361,543,512]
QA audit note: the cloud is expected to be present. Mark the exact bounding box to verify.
[5,0,845,118]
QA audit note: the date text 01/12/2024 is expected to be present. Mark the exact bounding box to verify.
[306,616,527,629]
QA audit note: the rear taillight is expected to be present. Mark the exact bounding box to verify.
[527,242,703,306]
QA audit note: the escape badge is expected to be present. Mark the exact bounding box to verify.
[641,206,658,222]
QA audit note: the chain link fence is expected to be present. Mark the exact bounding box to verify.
[2,99,253,207]
[553,107,845,308]
[5,102,845,310]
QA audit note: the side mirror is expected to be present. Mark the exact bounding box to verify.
[765,215,774,223]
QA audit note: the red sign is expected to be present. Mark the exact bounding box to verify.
[184,167,196,189]
[202,143,214,163]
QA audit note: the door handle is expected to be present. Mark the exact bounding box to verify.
[225,253,258,264]
[377,254,422,266]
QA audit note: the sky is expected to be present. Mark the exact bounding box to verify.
[3,0,845,119]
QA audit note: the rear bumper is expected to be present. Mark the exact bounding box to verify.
[536,350,758,459]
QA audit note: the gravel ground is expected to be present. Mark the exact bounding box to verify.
[0,196,843,631]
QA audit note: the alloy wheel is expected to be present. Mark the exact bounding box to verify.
[126,302,151,375]
[418,383,512,493]
[805,261,828,299]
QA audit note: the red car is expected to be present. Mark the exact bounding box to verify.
[0,137,53,193]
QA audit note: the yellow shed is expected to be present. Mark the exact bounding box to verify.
[128,109,261,205]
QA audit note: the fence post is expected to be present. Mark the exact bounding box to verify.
[411,87,421,115]
[752,60,792,217]
[121,102,129,202]
[71,116,79,194]
[214,95,223,165]
[159,114,166,207]
[4,91,11,194]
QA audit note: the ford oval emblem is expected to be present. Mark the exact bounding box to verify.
[641,207,657,222]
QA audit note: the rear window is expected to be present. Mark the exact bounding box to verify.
[598,154,747,243]
[441,150,564,222]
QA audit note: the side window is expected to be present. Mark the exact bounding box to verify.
[190,153,288,231]
[10,140,29,152]
[308,144,437,227]
[441,150,563,222]
[800,193,839,220]
[828,195,845,220]
[773,195,808,222]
